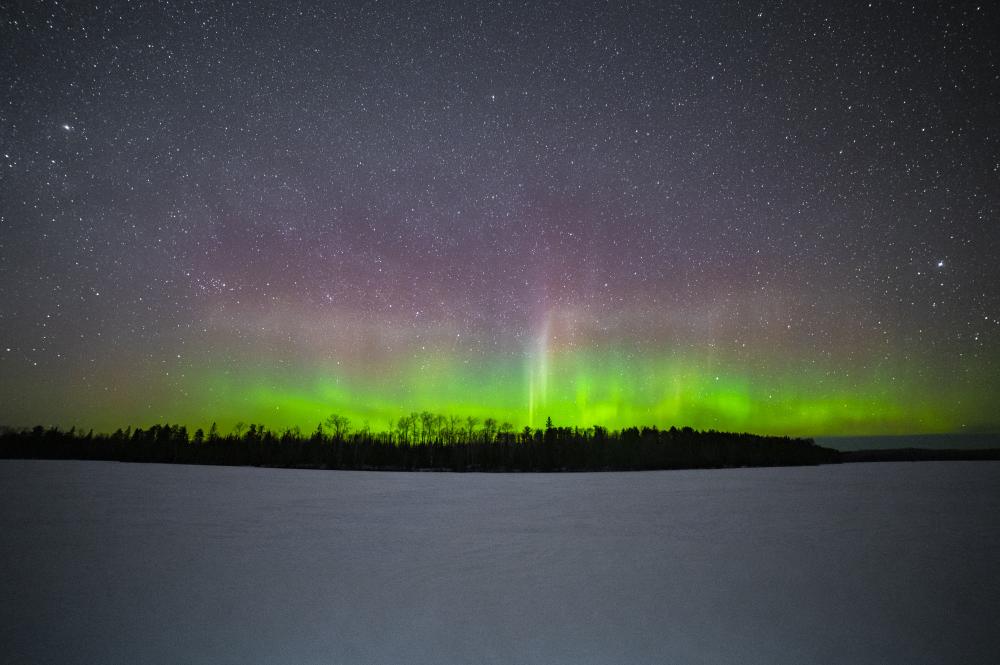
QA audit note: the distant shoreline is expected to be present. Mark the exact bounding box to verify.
[838,448,1000,463]
[817,433,1000,452]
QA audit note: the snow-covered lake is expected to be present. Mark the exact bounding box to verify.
[1,460,998,664]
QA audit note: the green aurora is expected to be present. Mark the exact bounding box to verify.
[190,362,983,438]
[14,332,985,438]
[3,296,997,437]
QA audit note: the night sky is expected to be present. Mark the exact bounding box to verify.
[2,1,998,436]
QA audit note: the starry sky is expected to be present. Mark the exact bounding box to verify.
[2,1,998,437]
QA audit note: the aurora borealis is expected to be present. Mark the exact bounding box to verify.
[1,1,998,437]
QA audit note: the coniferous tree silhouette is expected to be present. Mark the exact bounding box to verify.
[0,413,854,471]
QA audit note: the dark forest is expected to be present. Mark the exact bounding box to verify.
[1,416,841,471]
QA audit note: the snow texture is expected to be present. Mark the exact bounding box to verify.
[1,460,998,664]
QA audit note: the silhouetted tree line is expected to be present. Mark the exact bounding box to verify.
[0,415,841,471]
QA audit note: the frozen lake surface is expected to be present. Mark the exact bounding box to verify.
[2,460,998,664]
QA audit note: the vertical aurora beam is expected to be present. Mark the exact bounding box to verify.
[527,312,551,428]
